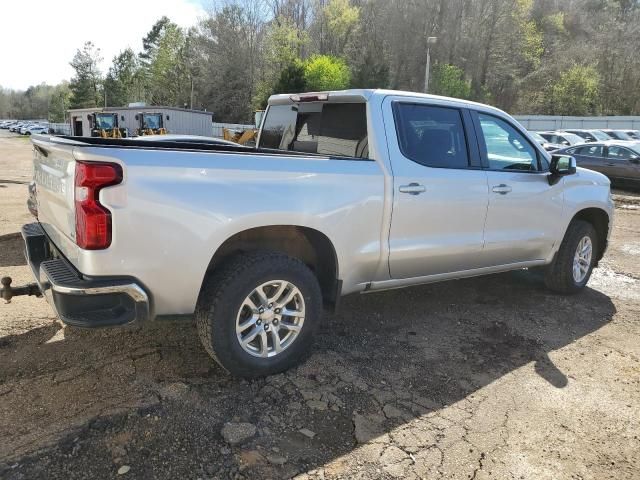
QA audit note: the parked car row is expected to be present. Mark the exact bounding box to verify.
[0,120,50,135]
[533,128,640,147]
[555,141,640,188]
[525,127,640,188]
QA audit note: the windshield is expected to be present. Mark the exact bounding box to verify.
[590,130,610,141]
[628,144,640,155]
[611,130,632,140]
[95,114,116,130]
[530,132,545,143]
[143,113,163,129]
[561,133,584,144]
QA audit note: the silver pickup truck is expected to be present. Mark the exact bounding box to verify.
[2,89,614,377]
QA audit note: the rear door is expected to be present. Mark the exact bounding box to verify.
[604,145,640,183]
[383,97,489,279]
[472,111,563,266]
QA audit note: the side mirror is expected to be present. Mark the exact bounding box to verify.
[548,154,577,185]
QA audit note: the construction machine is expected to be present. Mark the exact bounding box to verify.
[135,112,167,136]
[89,113,127,138]
[221,110,264,146]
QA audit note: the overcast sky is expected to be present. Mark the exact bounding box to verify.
[1,0,207,90]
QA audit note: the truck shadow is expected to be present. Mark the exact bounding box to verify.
[0,233,23,268]
[0,270,616,478]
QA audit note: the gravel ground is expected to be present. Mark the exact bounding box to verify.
[0,130,639,480]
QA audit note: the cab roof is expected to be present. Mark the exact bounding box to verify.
[267,89,508,117]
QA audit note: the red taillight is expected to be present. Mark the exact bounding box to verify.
[74,161,123,250]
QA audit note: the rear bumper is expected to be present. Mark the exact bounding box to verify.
[22,222,150,327]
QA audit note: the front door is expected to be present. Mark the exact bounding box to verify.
[383,98,489,279]
[472,111,563,266]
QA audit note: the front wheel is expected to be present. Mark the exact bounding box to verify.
[195,252,323,378]
[544,220,598,294]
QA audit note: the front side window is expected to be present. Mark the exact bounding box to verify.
[393,103,470,168]
[477,113,539,171]
[607,146,635,160]
[259,103,369,158]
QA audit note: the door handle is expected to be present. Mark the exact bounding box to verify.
[605,162,615,166]
[492,184,512,195]
[399,183,426,195]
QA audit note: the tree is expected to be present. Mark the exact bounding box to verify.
[303,55,350,91]
[69,41,103,108]
[273,61,307,94]
[194,4,263,122]
[253,14,309,109]
[147,23,189,105]
[139,16,173,67]
[104,49,141,107]
[48,83,71,122]
[549,65,600,115]
[319,0,360,55]
[25,0,640,122]
[431,64,472,99]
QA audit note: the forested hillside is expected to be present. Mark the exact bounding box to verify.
[2,0,639,122]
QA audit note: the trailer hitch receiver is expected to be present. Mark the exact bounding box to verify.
[1,277,42,304]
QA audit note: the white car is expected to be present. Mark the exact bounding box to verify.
[3,89,614,377]
[19,124,38,135]
[25,125,49,135]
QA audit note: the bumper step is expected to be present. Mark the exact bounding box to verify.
[16,222,150,328]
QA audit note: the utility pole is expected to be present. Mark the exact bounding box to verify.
[424,37,438,94]
[190,77,194,110]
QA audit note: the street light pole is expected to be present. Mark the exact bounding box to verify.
[424,36,438,94]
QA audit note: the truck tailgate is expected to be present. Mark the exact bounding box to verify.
[31,136,79,262]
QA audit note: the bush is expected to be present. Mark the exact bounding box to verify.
[303,55,351,92]
[431,64,472,100]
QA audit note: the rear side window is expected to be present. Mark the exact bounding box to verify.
[259,103,369,158]
[573,145,603,157]
[393,103,470,168]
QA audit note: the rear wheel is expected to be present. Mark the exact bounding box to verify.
[195,252,322,378]
[544,220,598,294]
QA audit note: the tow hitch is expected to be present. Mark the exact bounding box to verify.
[0,277,42,303]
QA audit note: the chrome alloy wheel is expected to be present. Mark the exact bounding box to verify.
[573,236,593,283]
[236,280,305,358]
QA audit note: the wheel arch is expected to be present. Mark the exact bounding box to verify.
[203,225,341,309]
[569,207,610,262]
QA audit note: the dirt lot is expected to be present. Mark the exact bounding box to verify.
[0,130,639,480]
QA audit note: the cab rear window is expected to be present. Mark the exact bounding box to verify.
[259,103,369,159]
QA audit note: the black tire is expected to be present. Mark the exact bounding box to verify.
[195,252,323,378]
[544,220,598,294]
